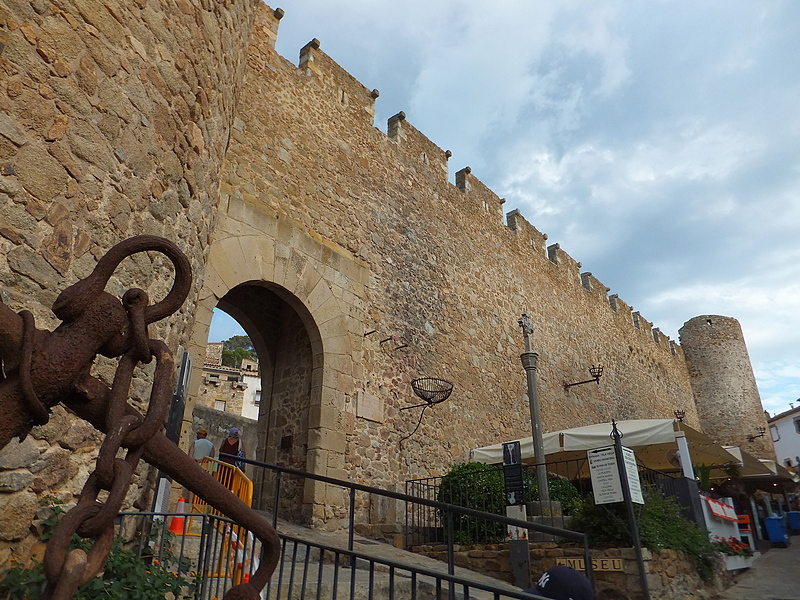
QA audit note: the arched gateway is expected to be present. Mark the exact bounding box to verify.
[186,207,369,525]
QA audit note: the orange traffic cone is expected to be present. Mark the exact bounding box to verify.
[168,497,186,535]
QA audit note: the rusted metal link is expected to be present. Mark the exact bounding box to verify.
[123,340,175,448]
[0,236,191,447]
[43,502,115,599]
[122,288,152,364]
[79,421,143,538]
[17,310,48,428]
[64,388,282,599]
[0,236,280,600]
[50,235,192,328]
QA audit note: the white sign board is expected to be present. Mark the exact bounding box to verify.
[506,504,528,540]
[588,446,644,505]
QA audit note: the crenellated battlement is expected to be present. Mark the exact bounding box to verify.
[291,36,380,129]
[506,209,548,254]
[264,3,682,363]
[261,7,284,50]
[455,167,506,221]
[388,112,450,183]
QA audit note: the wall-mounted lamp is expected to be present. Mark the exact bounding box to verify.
[673,409,686,422]
[398,377,453,444]
[564,365,604,390]
[747,426,766,442]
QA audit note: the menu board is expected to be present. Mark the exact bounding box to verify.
[589,446,644,505]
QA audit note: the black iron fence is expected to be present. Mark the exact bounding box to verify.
[405,459,680,548]
[119,508,560,600]
[113,510,261,600]
[102,456,684,599]
[112,455,593,600]
[244,455,593,598]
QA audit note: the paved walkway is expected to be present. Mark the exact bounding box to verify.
[258,512,800,599]
[264,511,524,595]
[717,537,800,600]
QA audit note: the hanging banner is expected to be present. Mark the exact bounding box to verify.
[588,446,644,505]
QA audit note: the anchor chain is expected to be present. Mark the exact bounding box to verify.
[0,235,280,600]
[42,338,174,599]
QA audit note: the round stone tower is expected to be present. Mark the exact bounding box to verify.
[679,315,774,459]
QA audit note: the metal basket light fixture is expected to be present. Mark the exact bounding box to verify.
[409,377,454,407]
[399,377,454,444]
[564,364,604,390]
[747,426,766,442]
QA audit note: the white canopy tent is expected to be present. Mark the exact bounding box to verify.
[757,458,796,479]
[722,446,773,477]
[469,419,741,478]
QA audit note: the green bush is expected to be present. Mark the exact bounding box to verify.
[1,536,199,600]
[437,463,583,544]
[570,486,718,580]
[0,497,199,600]
[438,462,506,544]
[524,474,583,515]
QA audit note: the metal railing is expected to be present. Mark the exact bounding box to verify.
[240,455,593,598]
[405,459,680,547]
[117,458,682,599]
[116,509,561,600]
[114,510,259,600]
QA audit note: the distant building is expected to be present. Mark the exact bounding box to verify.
[197,344,260,418]
[767,405,800,472]
[240,358,261,420]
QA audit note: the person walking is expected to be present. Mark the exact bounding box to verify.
[186,429,215,504]
[219,427,245,468]
[188,429,215,464]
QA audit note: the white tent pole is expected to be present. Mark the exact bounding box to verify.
[675,432,695,479]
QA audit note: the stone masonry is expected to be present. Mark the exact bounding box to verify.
[0,0,260,566]
[413,542,729,600]
[0,0,773,564]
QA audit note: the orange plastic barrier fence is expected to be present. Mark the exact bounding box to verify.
[185,457,255,584]
[192,456,253,512]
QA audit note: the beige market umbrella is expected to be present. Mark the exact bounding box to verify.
[470,419,740,479]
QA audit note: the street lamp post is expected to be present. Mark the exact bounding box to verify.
[518,313,550,504]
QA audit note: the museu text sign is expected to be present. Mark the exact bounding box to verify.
[555,557,624,572]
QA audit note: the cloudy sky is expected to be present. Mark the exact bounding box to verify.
[213,1,800,416]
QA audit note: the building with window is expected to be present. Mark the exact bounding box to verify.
[240,358,262,420]
[197,343,259,417]
[768,405,800,472]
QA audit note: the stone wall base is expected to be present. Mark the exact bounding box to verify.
[412,542,732,600]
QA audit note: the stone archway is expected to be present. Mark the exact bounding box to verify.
[216,282,319,520]
[185,214,369,525]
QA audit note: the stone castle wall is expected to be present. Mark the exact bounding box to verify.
[0,0,771,562]
[0,0,261,565]
[213,3,703,495]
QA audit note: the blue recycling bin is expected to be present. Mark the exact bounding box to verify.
[788,511,800,533]
[764,516,790,546]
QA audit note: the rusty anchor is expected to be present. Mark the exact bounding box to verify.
[0,235,279,600]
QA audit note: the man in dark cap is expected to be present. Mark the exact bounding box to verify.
[525,565,594,600]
